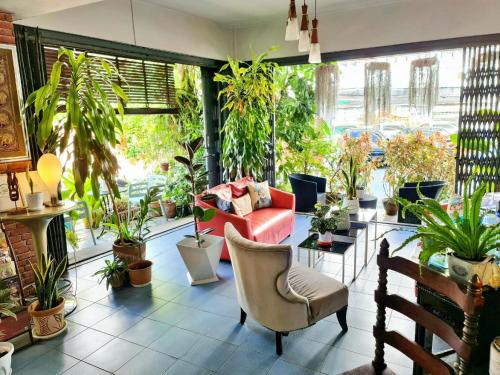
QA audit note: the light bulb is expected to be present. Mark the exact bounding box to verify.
[298,30,310,52]
[285,17,299,41]
[309,43,321,63]
[37,153,62,206]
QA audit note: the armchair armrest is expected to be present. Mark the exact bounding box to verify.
[270,187,295,211]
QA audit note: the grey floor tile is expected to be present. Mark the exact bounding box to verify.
[300,319,345,345]
[152,281,188,301]
[348,291,377,313]
[115,348,176,375]
[63,361,111,374]
[176,309,229,335]
[218,346,277,375]
[280,337,330,371]
[92,308,143,335]
[172,286,214,307]
[199,294,240,319]
[67,303,116,327]
[147,302,196,325]
[16,349,79,375]
[12,343,51,371]
[336,307,376,333]
[181,336,236,371]
[321,347,372,375]
[335,327,376,356]
[239,324,282,354]
[76,282,113,302]
[84,338,143,372]
[204,315,250,345]
[149,326,202,358]
[39,322,88,349]
[269,359,321,375]
[164,359,213,375]
[119,318,171,346]
[56,328,114,360]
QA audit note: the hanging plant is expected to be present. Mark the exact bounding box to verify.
[214,49,277,180]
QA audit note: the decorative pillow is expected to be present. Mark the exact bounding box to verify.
[230,177,254,197]
[207,185,232,212]
[231,193,253,217]
[248,181,272,210]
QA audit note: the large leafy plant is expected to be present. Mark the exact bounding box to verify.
[392,179,500,264]
[30,254,67,311]
[214,50,277,180]
[311,204,338,234]
[174,137,215,247]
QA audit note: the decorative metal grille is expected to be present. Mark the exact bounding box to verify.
[455,43,500,194]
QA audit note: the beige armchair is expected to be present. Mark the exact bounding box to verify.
[224,222,349,355]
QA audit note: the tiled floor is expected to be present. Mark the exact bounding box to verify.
[13,214,420,374]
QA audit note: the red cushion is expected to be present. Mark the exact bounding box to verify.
[208,184,232,201]
[230,177,254,197]
[245,207,294,244]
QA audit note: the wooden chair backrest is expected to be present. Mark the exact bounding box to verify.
[372,239,484,375]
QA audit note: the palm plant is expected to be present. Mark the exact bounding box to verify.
[392,178,500,265]
[93,257,127,290]
[341,157,358,200]
[30,255,67,311]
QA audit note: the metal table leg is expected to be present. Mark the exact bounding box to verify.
[342,253,345,284]
[364,221,369,267]
[353,239,357,282]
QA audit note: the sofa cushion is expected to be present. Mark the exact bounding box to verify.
[208,185,232,212]
[248,180,272,209]
[288,264,348,324]
[231,193,253,217]
[230,177,254,197]
[246,208,294,244]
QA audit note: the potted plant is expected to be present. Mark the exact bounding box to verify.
[310,204,338,245]
[24,168,44,211]
[382,177,398,216]
[174,137,221,285]
[0,286,16,374]
[341,157,359,214]
[331,203,351,231]
[93,256,128,289]
[160,162,170,173]
[28,254,67,338]
[392,179,500,285]
[107,187,161,264]
[128,260,153,287]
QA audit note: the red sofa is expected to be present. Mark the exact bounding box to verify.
[195,183,295,261]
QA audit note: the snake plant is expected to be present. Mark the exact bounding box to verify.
[393,178,500,265]
[30,255,67,311]
[341,157,358,200]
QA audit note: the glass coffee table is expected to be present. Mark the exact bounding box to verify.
[298,229,361,284]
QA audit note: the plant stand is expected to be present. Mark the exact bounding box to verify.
[177,235,223,285]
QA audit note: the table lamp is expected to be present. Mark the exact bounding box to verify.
[37,153,63,206]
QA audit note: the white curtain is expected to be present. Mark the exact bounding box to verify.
[364,62,391,128]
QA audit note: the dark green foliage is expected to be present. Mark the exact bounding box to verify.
[93,257,127,290]
[30,254,67,311]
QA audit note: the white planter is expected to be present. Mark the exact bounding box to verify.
[0,342,14,375]
[177,234,224,285]
[25,192,44,211]
[343,198,359,214]
[447,254,494,286]
[318,231,333,244]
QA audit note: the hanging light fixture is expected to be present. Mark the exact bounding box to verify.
[298,1,310,52]
[308,0,321,63]
[285,0,299,41]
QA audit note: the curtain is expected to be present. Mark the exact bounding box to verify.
[315,64,339,131]
[409,57,439,124]
[14,25,68,264]
[364,62,391,128]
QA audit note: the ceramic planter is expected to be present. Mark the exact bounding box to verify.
[447,254,494,286]
[318,231,333,246]
[383,198,398,216]
[0,342,14,375]
[25,192,44,211]
[28,297,66,339]
[177,234,223,285]
[128,260,153,287]
[159,199,176,218]
[343,197,359,214]
[112,241,146,265]
[160,162,170,172]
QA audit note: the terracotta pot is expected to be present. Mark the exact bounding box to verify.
[160,200,176,218]
[128,260,153,287]
[28,297,66,338]
[148,201,162,217]
[160,162,170,172]
[383,198,398,216]
[112,241,146,265]
[109,272,126,288]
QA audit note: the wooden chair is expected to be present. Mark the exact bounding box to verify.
[341,238,484,375]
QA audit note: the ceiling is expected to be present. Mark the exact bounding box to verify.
[3,0,409,26]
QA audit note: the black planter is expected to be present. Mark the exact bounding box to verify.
[398,181,446,224]
[176,205,192,218]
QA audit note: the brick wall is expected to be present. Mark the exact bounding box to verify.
[0,10,36,291]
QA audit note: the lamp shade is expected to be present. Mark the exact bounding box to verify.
[285,0,299,41]
[37,153,62,204]
[309,18,321,63]
[298,3,310,52]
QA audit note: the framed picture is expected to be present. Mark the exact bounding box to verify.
[0,44,30,162]
[0,173,25,212]
[17,170,50,204]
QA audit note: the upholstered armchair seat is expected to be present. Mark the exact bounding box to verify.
[224,222,349,355]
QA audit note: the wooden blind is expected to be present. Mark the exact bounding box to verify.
[455,43,500,193]
[43,46,178,114]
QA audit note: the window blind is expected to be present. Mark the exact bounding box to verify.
[43,46,178,114]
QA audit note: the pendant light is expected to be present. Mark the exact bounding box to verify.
[309,0,321,63]
[285,0,299,41]
[298,1,310,52]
